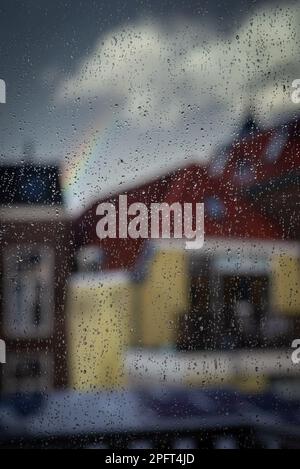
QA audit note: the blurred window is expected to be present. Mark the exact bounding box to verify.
[2,352,53,394]
[3,245,55,339]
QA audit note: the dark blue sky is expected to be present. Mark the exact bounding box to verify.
[0,0,282,106]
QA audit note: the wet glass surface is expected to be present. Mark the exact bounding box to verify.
[0,0,299,450]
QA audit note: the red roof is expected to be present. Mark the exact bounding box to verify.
[74,117,299,270]
[208,118,300,188]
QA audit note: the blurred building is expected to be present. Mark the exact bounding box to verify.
[0,164,72,394]
[71,116,300,391]
[1,116,299,394]
[208,116,300,240]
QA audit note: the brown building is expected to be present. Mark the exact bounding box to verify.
[0,164,72,394]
